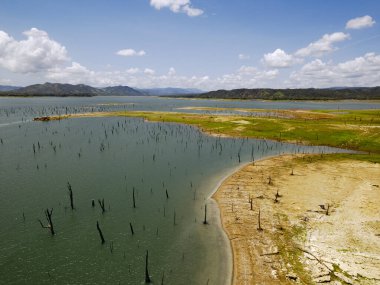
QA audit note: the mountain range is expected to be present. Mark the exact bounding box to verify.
[1,83,380,100]
[0,83,202,97]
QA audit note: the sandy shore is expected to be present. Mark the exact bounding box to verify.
[213,154,380,285]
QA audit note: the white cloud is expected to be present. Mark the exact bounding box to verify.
[116,49,146,57]
[150,0,203,17]
[289,53,380,87]
[213,67,279,90]
[144,68,156,75]
[126,68,140,74]
[238,65,257,75]
[182,4,203,17]
[42,60,281,90]
[262,48,299,68]
[0,28,69,73]
[46,62,94,84]
[45,53,379,90]
[346,15,375,30]
[168,67,176,76]
[295,32,350,57]
[238,53,250,60]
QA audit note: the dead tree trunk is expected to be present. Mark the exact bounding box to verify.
[133,188,136,208]
[98,198,105,213]
[274,189,280,203]
[129,222,134,235]
[67,182,74,210]
[165,189,169,199]
[38,208,55,235]
[145,250,151,283]
[203,204,208,225]
[96,221,105,244]
[161,271,165,285]
[257,208,263,231]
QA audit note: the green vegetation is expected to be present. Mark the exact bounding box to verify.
[274,214,313,284]
[108,109,380,154]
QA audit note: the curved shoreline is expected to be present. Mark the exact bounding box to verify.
[207,155,283,285]
[208,162,252,285]
[213,154,380,284]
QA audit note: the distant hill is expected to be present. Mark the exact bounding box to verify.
[138,87,203,96]
[0,83,103,97]
[102,85,144,96]
[0,85,21,92]
[0,83,199,97]
[2,84,379,100]
[189,87,380,100]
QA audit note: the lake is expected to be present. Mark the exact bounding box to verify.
[0,96,364,284]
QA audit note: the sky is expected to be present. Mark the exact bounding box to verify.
[0,0,379,90]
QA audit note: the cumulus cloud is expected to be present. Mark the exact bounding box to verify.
[0,28,69,73]
[237,65,278,80]
[289,53,380,87]
[238,65,258,75]
[262,48,299,68]
[126,68,140,74]
[150,0,203,17]
[116,49,146,57]
[346,15,375,30]
[144,68,156,75]
[295,32,350,57]
[214,67,279,90]
[46,62,94,84]
[43,60,281,90]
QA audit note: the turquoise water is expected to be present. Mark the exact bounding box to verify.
[0,97,354,284]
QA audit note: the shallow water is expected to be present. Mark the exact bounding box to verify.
[0,97,354,284]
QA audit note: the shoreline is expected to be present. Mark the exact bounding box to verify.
[213,154,380,284]
[207,154,295,285]
[208,162,253,285]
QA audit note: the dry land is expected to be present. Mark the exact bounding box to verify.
[213,154,380,284]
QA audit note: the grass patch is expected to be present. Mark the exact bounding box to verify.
[275,218,313,284]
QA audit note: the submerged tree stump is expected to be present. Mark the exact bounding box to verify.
[96,221,105,244]
[67,182,74,210]
[38,208,55,235]
[145,250,151,283]
[203,204,208,225]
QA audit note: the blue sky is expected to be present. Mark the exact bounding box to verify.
[0,0,379,90]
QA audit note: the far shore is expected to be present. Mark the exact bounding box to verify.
[213,154,380,284]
